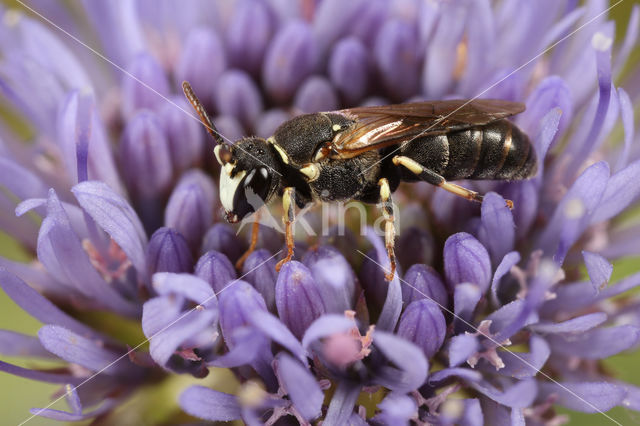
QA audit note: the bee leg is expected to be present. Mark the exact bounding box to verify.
[276,187,296,272]
[378,178,397,281]
[235,212,261,269]
[392,156,513,208]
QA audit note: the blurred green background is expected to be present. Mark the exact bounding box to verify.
[1,1,639,425]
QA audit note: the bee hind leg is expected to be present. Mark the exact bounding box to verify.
[276,187,296,272]
[392,156,514,209]
[378,178,397,281]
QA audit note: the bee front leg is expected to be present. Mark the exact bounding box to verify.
[235,212,260,269]
[392,156,514,209]
[378,178,397,281]
[276,187,296,272]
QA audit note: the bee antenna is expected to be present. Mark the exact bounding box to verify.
[182,81,226,146]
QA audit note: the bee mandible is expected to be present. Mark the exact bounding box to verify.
[182,81,537,280]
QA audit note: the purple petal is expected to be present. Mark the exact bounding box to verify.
[213,115,246,142]
[31,398,117,422]
[546,325,640,359]
[454,283,482,327]
[614,88,634,172]
[179,386,241,421]
[372,330,428,392]
[301,314,355,350]
[539,381,626,413]
[141,296,182,339]
[375,392,417,425]
[176,28,226,104]
[486,300,539,339]
[146,302,216,367]
[529,312,607,334]
[164,170,217,251]
[218,281,268,346]
[256,108,291,138]
[429,367,483,385]
[0,330,55,359]
[582,251,612,292]
[72,181,147,277]
[0,360,81,384]
[444,232,491,292]
[0,269,106,340]
[209,328,263,368]
[293,76,338,113]
[215,70,263,130]
[275,261,325,340]
[328,37,370,104]
[37,190,138,315]
[325,381,361,425]
[276,353,322,421]
[537,161,609,264]
[38,325,136,377]
[471,378,536,408]
[152,273,216,306]
[227,0,274,75]
[364,228,402,331]
[396,226,436,272]
[374,19,419,101]
[119,111,173,199]
[520,76,572,137]
[591,158,640,224]
[402,264,447,307]
[490,251,520,307]
[478,192,515,264]
[239,249,276,311]
[248,310,305,363]
[448,333,479,367]
[262,21,317,103]
[121,53,170,116]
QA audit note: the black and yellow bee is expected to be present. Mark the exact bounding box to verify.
[183,82,537,280]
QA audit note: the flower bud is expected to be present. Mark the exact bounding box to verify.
[164,170,217,252]
[275,261,325,339]
[396,299,446,359]
[119,111,172,199]
[213,115,245,143]
[402,264,448,308]
[396,226,435,272]
[158,97,204,174]
[263,21,317,103]
[215,70,263,131]
[201,223,247,265]
[293,76,338,113]
[227,0,274,75]
[147,227,193,276]
[242,249,277,312]
[175,28,226,109]
[303,245,355,313]
[328,37,370,104]
[443,232,491,292]
[122,53,170,116]
[374,19,419,101]
[195,251,237,293]
[256,108,290,138]
[218,280,268,346]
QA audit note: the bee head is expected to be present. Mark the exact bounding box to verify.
[215,137,281,223]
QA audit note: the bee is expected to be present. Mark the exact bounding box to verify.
[182,82,537,280]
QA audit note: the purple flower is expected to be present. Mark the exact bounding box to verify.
[1,1,640,424]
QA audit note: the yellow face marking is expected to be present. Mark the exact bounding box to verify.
[332,124,341,132]
[379,178,391,202]
[224,163,235,176]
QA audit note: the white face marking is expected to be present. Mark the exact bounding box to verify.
[220,168,246,212]
[332,124,341,131]
[214,145,223,165]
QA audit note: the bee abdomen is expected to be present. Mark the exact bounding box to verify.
[442,120,537,181]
